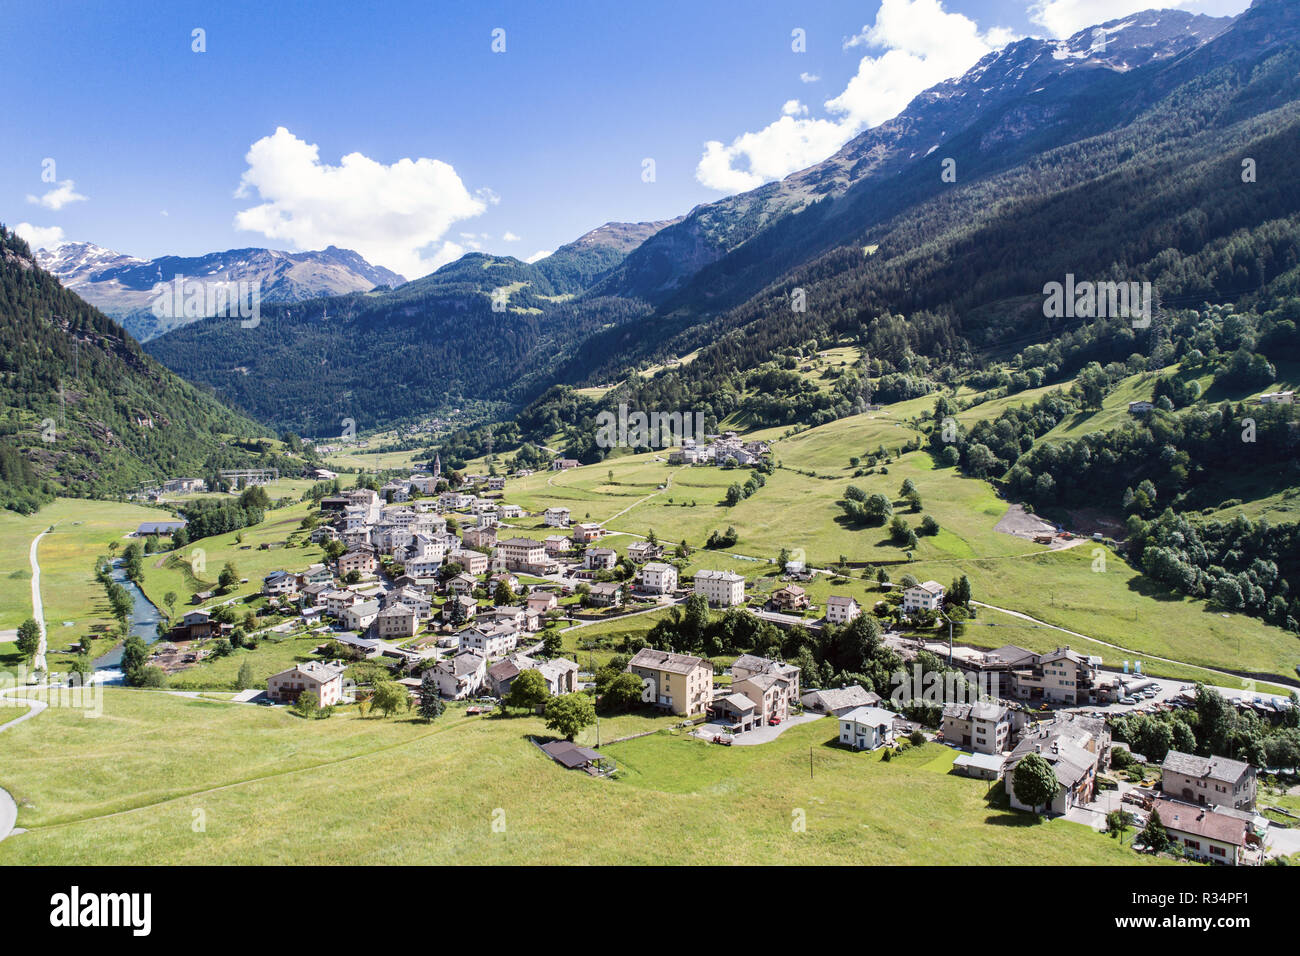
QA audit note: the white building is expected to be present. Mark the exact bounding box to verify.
[638,562,678,595]
[902,580,945,613]
[342,599,380,632]
[694,569,746,607]
[839,706,900,751]
[825,594,860,624]
[459,623,519,660]
[433,652,487,699]
[544,507,571,528]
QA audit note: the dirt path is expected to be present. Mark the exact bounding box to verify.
[600,471,673,527]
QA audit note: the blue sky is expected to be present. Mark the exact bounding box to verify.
[2,0,1249,279]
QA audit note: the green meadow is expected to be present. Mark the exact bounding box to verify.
[0,689,1155,866]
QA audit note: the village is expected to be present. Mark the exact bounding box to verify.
[133,448,1300,868]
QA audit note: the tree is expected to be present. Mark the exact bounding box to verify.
[218,561,239,590]
[948,575,972,609]
[1139,808,1170,853]
[506,669,550,712]
[493,580,515,605]
[601,671,645,712]
[15,617,41,661]
[545,692,596,741]
[418,671,445,721]
[1106,809,1133,842]
[163,591,177,615]
[292,690,320,718]
[236,659,256,691]
[1012,752,1059,815]
[371,681,409,718]
[121,634,149,682]
[135,665,167,688]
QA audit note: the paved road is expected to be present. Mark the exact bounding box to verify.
[28,529,51,672]
[0,786,15,843]
[694,711,825,746]
[0,685,50,843]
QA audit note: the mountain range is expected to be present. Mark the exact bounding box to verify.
[134,0,1300,441]
[0,228,276,512]
[5,0,1300,498]
[34,242,406,342]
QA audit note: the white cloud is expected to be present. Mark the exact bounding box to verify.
[502,231,521,242]
[26,180,87,211]
[781,99,809,117]
[14,222,65,249]
[696,0,1013,193]
[524,249,551,264]
[799,72,820,83]
[233,127,489,279]
[1028,0,1248,38]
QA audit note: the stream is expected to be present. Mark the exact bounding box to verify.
[92,559,164,680]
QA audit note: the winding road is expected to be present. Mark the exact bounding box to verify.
[0,689,48,842]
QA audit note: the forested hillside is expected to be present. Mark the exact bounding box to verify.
[0,226,270,513]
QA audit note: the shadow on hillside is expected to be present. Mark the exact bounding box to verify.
[1124,575,1186,604]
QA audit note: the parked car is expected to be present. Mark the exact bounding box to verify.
[712,735,733,746]
[1120,696,1137,705]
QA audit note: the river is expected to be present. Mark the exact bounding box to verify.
[93,560,164,679]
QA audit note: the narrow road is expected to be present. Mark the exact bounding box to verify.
[600,471,672,527]
[0,685,50,843]
[28,528,51,673]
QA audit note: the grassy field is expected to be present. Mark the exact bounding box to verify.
[0,499,167,633]
[0,499,172,668]
[162,631,330,692]
[483,404,1298,686]
[0,689,1156,866]
[902,543,1300,685]
[136,499,326,615]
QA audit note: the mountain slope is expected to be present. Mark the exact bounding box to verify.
[0,226,271,512]
[532,218,682,294]
[35,242,406,342]
[141,221,674,434]
[589,9,1234,308]
[567,0,1298,382]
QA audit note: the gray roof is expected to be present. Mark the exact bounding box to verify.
[942,701,1010,723]
[1161,750,1253,784]
[629,647,710,675]
[953,752,1006,772]
[841,705,900,727]
[801,685,881,712]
